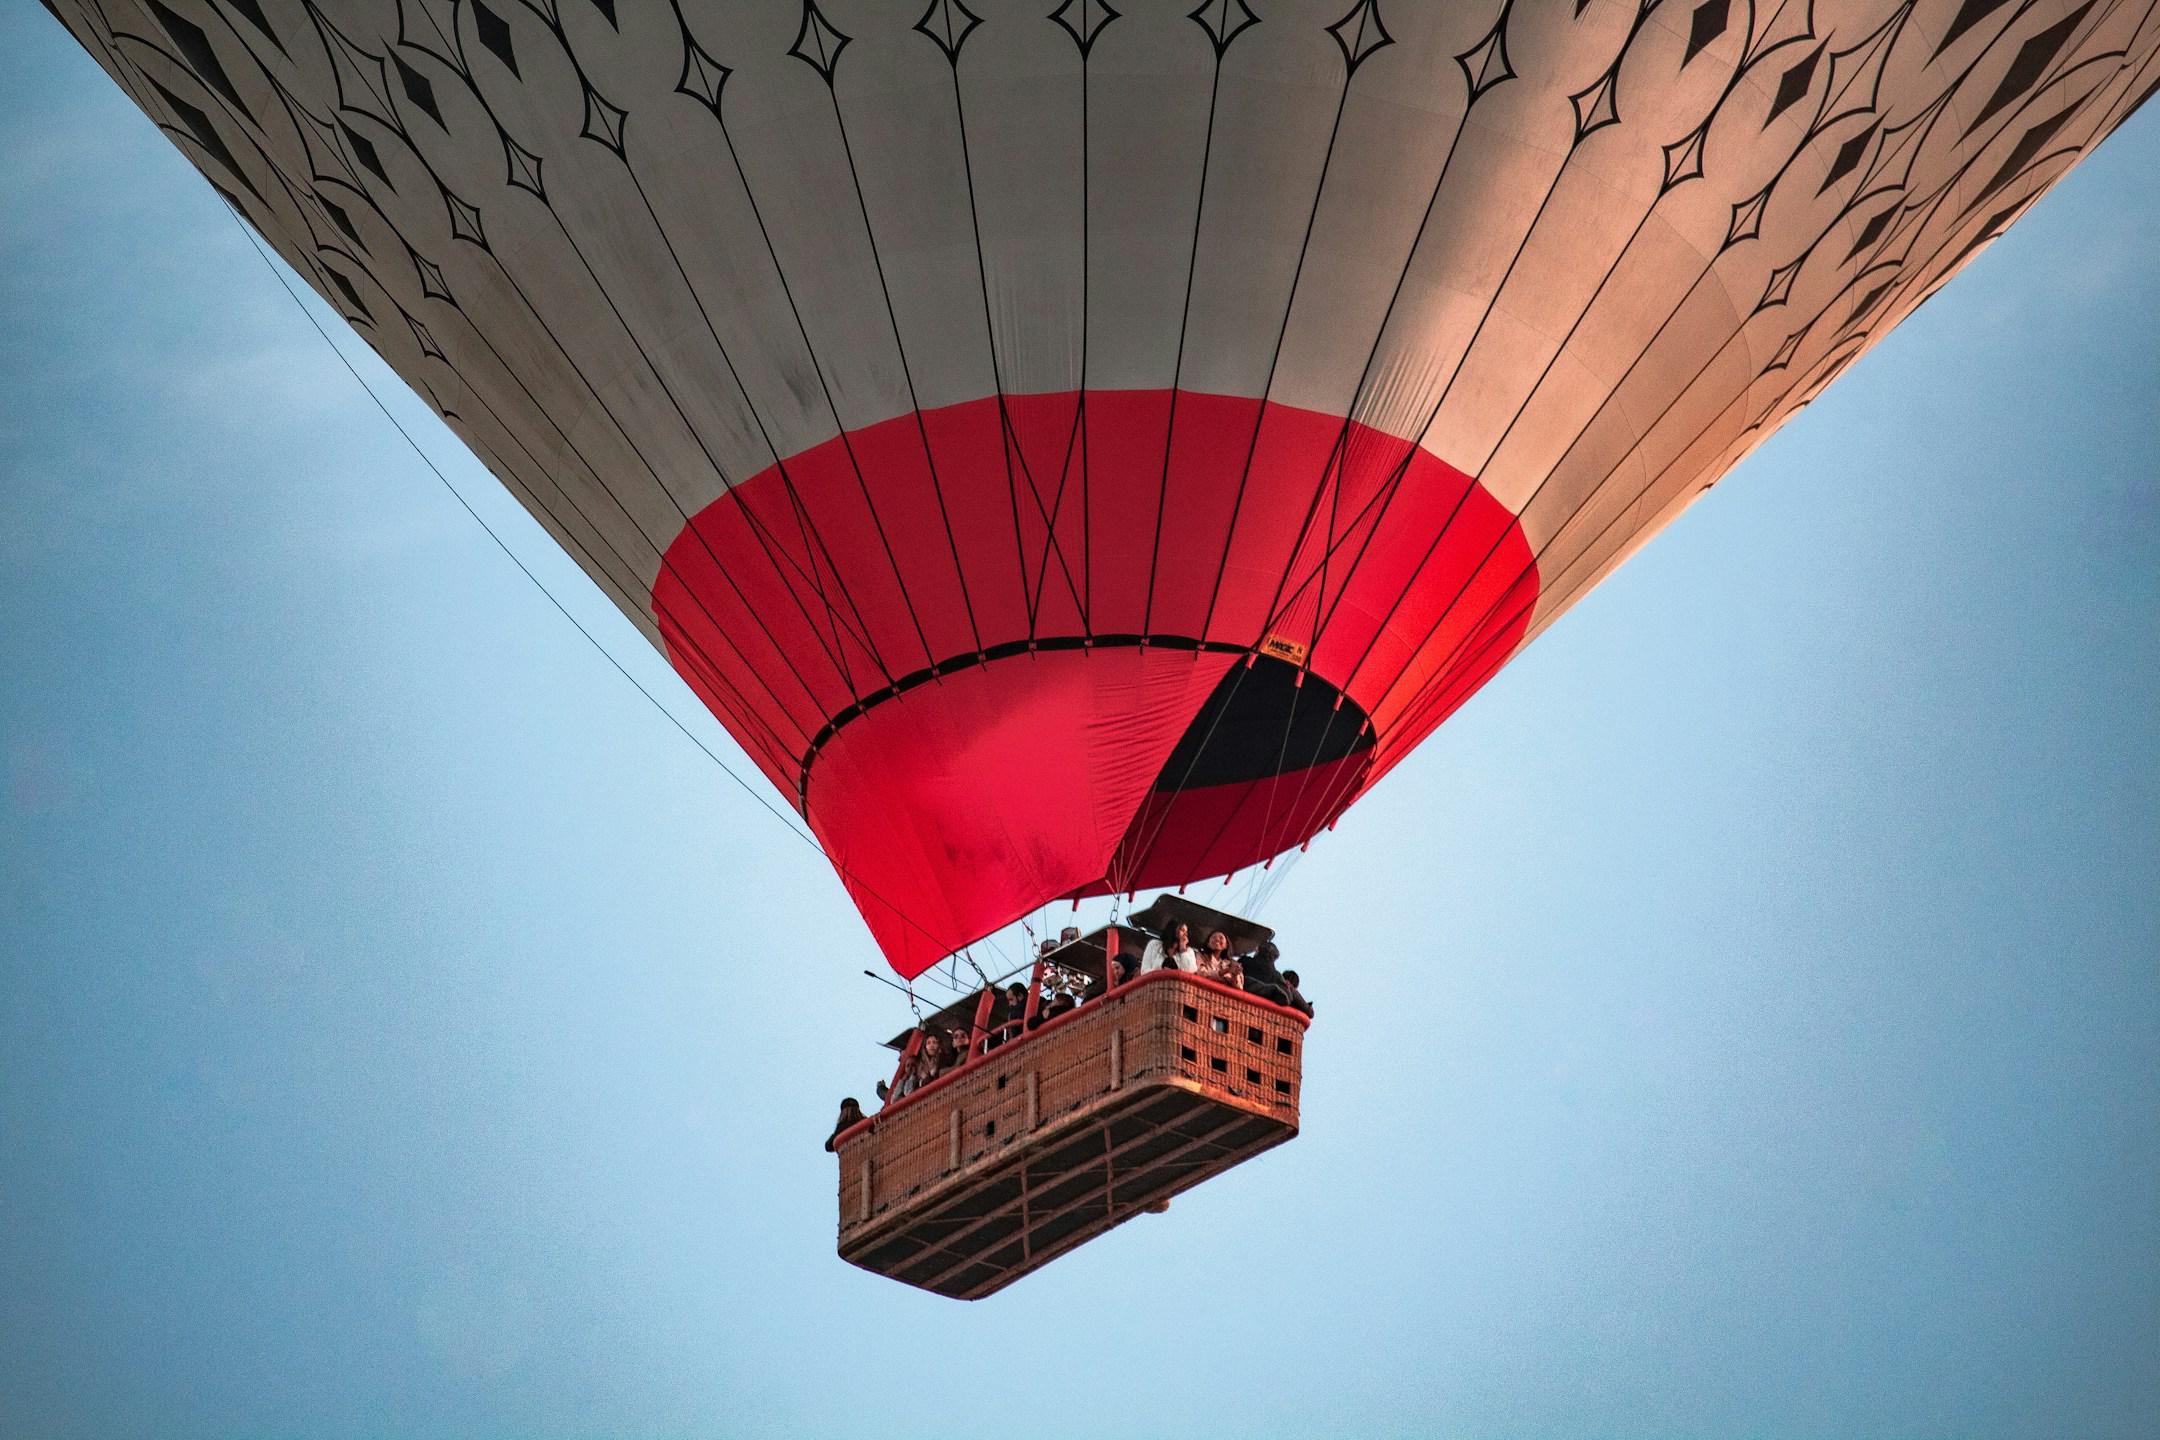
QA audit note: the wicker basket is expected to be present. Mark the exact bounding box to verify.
[834,969,1307,1299]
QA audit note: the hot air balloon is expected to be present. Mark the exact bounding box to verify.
[48,0,2157,1293]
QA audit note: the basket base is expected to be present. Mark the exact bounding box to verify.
[839,1078,1295,1300]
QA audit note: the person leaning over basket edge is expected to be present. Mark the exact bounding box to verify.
[824,1097,866,1152]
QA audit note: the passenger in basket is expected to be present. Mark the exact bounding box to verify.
[987,982,1028,1048]
[1279,969,1314,1018]
[1236,939,1290,1005]
[1195,930,1243,988]
[824,1097,867,1152]
[946,1024,975,1067]
[892,1030,942,1099]
[1140,921,1195,973]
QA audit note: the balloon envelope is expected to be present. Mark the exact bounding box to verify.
[53,0,2159,972]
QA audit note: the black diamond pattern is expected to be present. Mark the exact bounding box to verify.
[914,0,982,64]
[408,242,452,301]
[1768,42,1825,124]
[580,80,628,156]
[1662,120,1709,190]
[148,1,249,117]
[501,125,544,198]
[1685,0,1730,66]
[790,0,850,83]
[1050,0,1118,57]
[1570,63,1621,141]
[677,27,731,116]
[1456,9,1514,102]
[219,0,285,55]
[472,0,518,76]
[439,180,487,248]
[1725,181,1771,247]
[1818,124,1873,192]
[1327,0,1393,74]
[1759,254,1803,309]
[342,121,390,185]
[319,196,364,248]
[324,266,372,320]
[1845,201,1898,260]
[1969,3,2090,133]
[1850,276,1896,325]
[1190,0,1259,57]
[1976,103,2080,203]
[393,54,442,126]
[1935,0,2016,59]
[406,310,445,359]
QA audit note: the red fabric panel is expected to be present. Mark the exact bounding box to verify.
[653,388,1538,974]
[1091,751,1373,897]
[803,648,1234,978]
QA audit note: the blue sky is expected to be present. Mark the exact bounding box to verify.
[4,9,2157,1438]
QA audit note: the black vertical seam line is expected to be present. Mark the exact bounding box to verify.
[1241,65,1478,643]
[162,35,837,741]
[1194,68,1356,647]
[533,201,876,695]
[820,79,988,660]
[693,70,950,680]
[1140,42,1227,637]
[1026,396,1090,627]
[609,148,898,691]
[222,201,826,847]
[1079,49,1092,637]
[943,64,1090,635]
[944,63,1043,636]
[1002,387,1090,631]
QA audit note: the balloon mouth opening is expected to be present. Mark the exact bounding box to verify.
[1150,652,1375,792]
[1087,653,1377,894]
